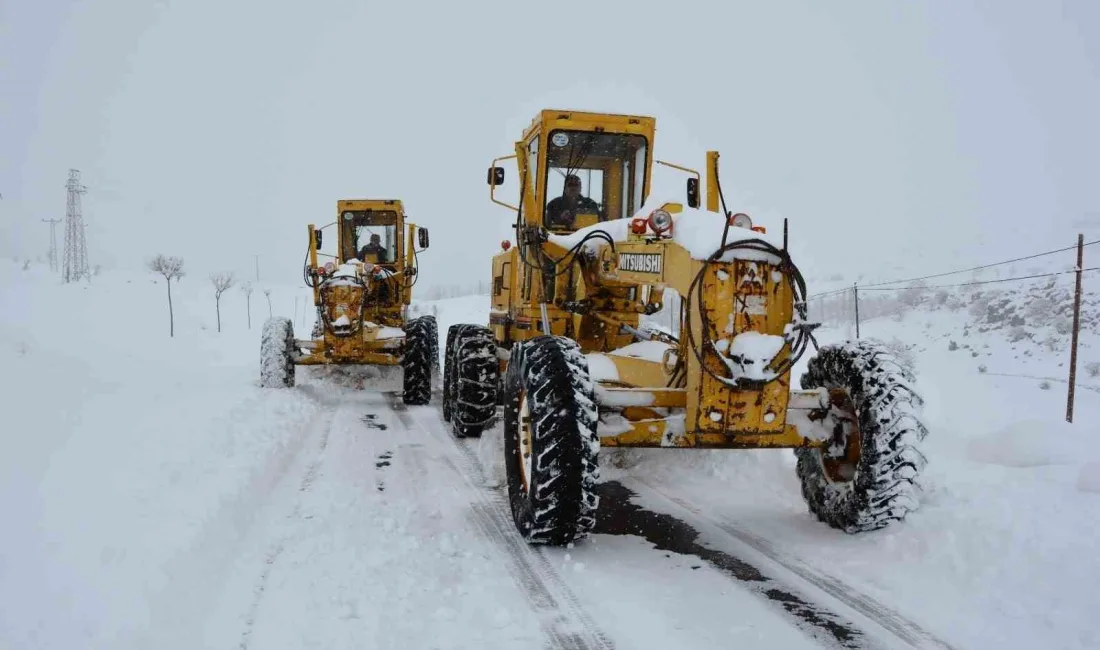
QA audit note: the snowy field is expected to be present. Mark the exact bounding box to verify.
[2,258,1099,650]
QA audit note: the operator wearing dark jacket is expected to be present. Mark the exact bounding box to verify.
[357,233,388,263]
[545,174,600,229]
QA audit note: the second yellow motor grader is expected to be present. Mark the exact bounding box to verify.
[261,199,437,405]
[444,109,929,545]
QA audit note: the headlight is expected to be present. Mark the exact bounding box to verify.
[647,209,673,234]
[729,212,753,229]
[342,211,354,221]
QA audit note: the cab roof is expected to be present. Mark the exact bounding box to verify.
[522,109,656,141]
[336,199,405,214]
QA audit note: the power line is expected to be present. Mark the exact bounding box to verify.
[859,267,1100,292]
[808,238,1100,298]
[858,239,1100,289]
[806,286,854,301]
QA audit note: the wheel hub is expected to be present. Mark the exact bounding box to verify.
[518,391,534,494]
[820,388,861,484]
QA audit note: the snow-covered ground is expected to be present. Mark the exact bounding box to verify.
[0,261,322,648]
[3,258,1099,650]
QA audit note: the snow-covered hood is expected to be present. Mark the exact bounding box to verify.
[333,263,361,278]
[547,198,786,264]
[322,263,367,288]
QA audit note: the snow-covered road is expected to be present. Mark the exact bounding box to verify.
[165,377,955,650]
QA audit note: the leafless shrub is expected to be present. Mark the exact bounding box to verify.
[210,272,236,332]
[148,255,185,337]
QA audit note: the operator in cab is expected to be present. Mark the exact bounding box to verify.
[357,233,388,263]
[545,174,600,229]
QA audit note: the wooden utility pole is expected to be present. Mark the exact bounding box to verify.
[853,283,861,339]
[1067,234,1084,423]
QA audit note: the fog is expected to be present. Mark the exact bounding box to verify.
[3,0,1097,294]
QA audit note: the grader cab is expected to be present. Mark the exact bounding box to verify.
[260,199,437,405]
[444,109,929,546]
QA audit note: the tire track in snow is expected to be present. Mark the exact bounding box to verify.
[392,397,615,650]
[628,479,960,650]
[401,398,952,649]
[123,385,336,650]
[237,399,339,650]
[596,480,865,649]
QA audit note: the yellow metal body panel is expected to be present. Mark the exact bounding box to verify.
[594,354,671,391]
[706,151,720,213]
[600,422,820,449]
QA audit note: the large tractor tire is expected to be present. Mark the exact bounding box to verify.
[796,339,929,533]
[402,315,436,405]
[261,317,296,388]
[503,335,599,546]
[443,325,499,437]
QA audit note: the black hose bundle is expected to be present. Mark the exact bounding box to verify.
[683,237,818,389]
[303,246,320,289]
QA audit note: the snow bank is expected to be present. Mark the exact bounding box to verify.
[547,197,786,263]
[966,419,1081,468]
[409,294,490,368]
[0,260,324,649]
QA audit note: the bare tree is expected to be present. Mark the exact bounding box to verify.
[210,272,236,332]
[264,288,273,317]
[148,254,185,337]
[241,281,254,329]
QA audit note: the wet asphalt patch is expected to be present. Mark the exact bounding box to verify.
[360,413,388,430]
[375,450,393,492]
[595,480,862,649]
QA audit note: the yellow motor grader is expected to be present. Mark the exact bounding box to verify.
[261,199,437,405]
[444,109,928,545]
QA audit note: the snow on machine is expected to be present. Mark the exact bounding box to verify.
[444,109,929,545]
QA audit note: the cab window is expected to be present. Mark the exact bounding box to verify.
[340,209,399,265]
[542,130,647,232]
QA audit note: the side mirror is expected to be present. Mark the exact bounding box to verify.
[314,230,323,249]
[418,227,430,249]
[487,166,505,186]
[686,178,700,209]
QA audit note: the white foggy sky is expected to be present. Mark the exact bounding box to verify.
[2,1,1098,292]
